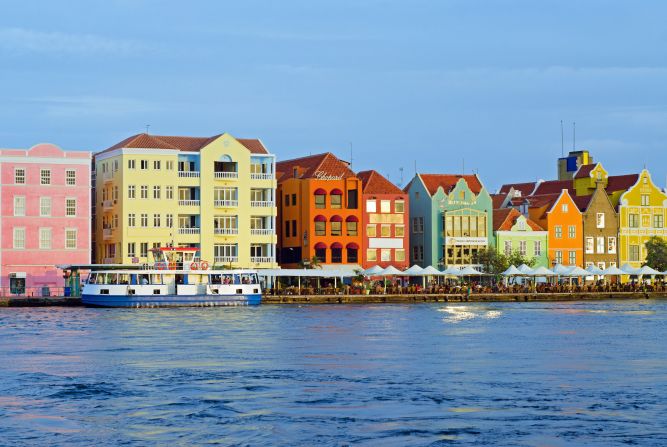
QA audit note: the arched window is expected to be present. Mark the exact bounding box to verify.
[314,242,327,263]
[314,188,326,209]
[330,188,343,209]
[330,215,343,236]
[345,215,358,236]
[314,215,326,236]
[331,242,343,263]
[346,242,359,263]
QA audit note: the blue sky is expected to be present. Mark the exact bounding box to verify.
[1,0,666,191]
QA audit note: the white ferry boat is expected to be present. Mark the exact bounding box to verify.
[81,247,262,307]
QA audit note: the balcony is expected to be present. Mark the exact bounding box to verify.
[251,256,274,264]
[251,200,274,208]
[102,200,114,210]
[214,171,238,180]
[251,173,273,180]
[178,227,200,235]
[215,228,238,235]
[214,200,238,208]
[178,171,200,178]
[103,257,115,264]
[103,228,113,240]
[251,228,274,236]
[102,171,114,183]
[214,256,238,263]
[178,200,200,207]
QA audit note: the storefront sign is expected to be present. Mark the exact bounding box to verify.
[313,170,344,181]
[446,237,487,246]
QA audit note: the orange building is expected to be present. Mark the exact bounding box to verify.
[276,153,362,268]
[357,170,409,270]
[527,189,583,267]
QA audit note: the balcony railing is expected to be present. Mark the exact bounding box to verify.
[251,228,274,235]
[103,257,115,264]
[103,171,114,183]
[102,200,114,210]
[251,200,274,207]
[178,227,200,235]
[214,171,238,179]
[178,171,200,178]
[251,256,274,264]
[178,200,200,206]
[214,256,238,263]
[214,200,238,208]
[215,228,238,235]
[103,228,113,239]
[250,173,273,180]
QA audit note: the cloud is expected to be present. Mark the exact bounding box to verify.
[0,27,149,56]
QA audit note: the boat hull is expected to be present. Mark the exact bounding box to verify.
[82,293,262,308]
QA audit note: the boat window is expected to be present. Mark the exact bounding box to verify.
[222,274,234,285]
[107,274,119,285]
[118,274,130,285]
[210,274,222,284]
[151,274,163,285]
[252,274,259,284]
[153,289,161,295]
[87,273,97,284]
[236,288,243,294]
[130,274,138,285]
[96,274,105,285]
[233,274,241,285]
[139,274,150,285]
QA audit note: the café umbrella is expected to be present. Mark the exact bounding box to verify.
[602,265,625,276]
[620,263,639,275]
[517,264,534,274]
[586,265,605,275]
[529,266,556,276]
[380,265,403,293]
[502,265,523,276]
[636,265,661,276]
[566,266,590,277]
[403,264,427,287]
[362,265,384,276]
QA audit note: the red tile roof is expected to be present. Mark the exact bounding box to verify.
[418,173,483,196]
[493,207,544,231]
[236,138,270,154]
[526,193,562,209]
[491,193,508,209]
[499,181,538,196]
[574,163,596,179]
[276,152,356,183]
[533,179,574,195]
[98,133,268,155]
[572,194,593,212]
[606,174,639,192]
[357,170,404,195]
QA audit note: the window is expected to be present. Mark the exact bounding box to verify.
[39,228,52,249]
[113,160,119,172]
[346,220,358,236]
[641,194,650,206]
[128,159,136,169]
[555,250,563,264]
[65,229,77,249]
[597,237,605,253]
[654,214,664,228]
[381,249,391,262]
[284,195,290,207]
[153,214,161,227]
[366,200,377,213]
[568,251,576,265]
[413,245,423,262]
[554,225,562,238]
[367,224,377,237]
[331,247,342,263]
[519,240,527,256]
[347,189,358,209]
[291,194,297,206]
[331,192,342,209]
[562,203,568,213]
[504,240,512,256]
[285,221,291,237]
[128,185,136,199]
[153,160,161,170]
[140,185,148,199]
[395,249,405,262]
[140,242,149,258]
[153,186,161,199]
[140,160,148,170]
[128,214,136,227]
[367,249,377,262]
[66,198,76,217]
[113,214,119,228]
[13,227,25,249]
[412,217,424,234]
[315,221,326,236]
[141,214,148,227]
[380,200,390,213]
[128,243,136,257]
[166,161,174,170]
[596,213,605,228]
[40,197,52,216]
[13,196,25,216]
[291,220,297,237]
[347,247,358,263]
[166,186,173,200]
[395,200,405,213]
[315,246,326,263]
[395,225,405,237]
[166,214,173,228]
[608,237,617,254]
[331,221,342,236]
[15,168,25,184]
[628,213,639,228]
[568,225,576,238]
[534,240,542,257]
[585,237,594,254]
[40,169,51,185]
[314,192,326,209]
[597,262,605,270]
[113,186,118,200]
[629,244,640,262]
[381,224,391,237]
[66,170,76,186]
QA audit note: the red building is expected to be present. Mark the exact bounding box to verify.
[357,170,409,269]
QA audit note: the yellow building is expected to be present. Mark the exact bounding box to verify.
[618,169,667,268]
[93,133,277,268]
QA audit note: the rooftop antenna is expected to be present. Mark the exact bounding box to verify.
[572,121,576,151]
[349,142,353,169]
[560,120,564,157]
[145,124,150,134]
[399,167,404,186]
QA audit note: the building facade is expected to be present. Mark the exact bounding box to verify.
[0,143,91,293]
[357,170,409,269]
[93,133,277,268]
[618,169,667,268]
[576,181,619,270]
[493,208,549,268]
[276,153,362,268]
[405,174,493,268]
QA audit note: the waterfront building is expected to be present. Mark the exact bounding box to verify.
[93,133,277,268]
[557,150,593,180]
[357,170,409,269]
[527,190,583,267]
[404,174,493,268]
[276,153,362,269]
[493,208,549,268]
[0,143,91,293]
[617,169,667,268]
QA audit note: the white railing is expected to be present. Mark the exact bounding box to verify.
[178,227,200,234]
[251,256,274,264]
[214,200,238,207]
[103,228,113,239]
[103,171,114,183]
[251,228,273,235]
[215,228,238,235]
[178,200,200,206]
[102,200,113,209]
[250,173,273,180]
[214,256,238,263]
[103,257,115,264]
[214,171,238,179]
[251,200,274,207]
[178,171,200,178]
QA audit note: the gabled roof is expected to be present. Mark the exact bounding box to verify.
[574,163,597,179]
[357,170,404,195]
[491,193,508,209]
[533,179,574,195]
[572,194,593,212]
[493,207,544,231]
[606,174,639,192]
[418,173,483,196]
[98,133,268,155]
[498,181,539,196]
[276,152,356,183]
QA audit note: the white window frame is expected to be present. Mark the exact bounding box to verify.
[13,196,25,216]
[585,237,594,254]
[14,168,26,184]
[65,228,77,249]
[40,197,52,217]
[39,227,52,249]
[13,227,25,249]
[66,198,76,217]
[40,169,51,185]
[596,212,605,228]
[66,169,76,186]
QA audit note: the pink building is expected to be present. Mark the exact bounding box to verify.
[1,143,91,294]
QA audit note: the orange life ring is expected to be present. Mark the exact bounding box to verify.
[155,262,167,270]
[168,262,177,270]
[190,262,199,270]
[200,261,209,270]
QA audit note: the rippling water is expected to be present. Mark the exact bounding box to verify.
[1,301,667,446]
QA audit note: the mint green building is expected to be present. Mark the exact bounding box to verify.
[493,208,549,268]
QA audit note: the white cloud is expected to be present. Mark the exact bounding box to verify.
[0,27,149,56]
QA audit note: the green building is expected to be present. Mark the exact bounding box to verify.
[493,208,549,268]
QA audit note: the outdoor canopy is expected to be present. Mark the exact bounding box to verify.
[362,265,383,276]
[636,265,661,275]
[422,266,446,276]
[501,265,523,276]
[620,263,640,275]
[586,265,605,275]
[602,265,625,276]
[552,264,571,275]
[380,265,403,276]
[402,265,426,276]
[517,264,534,274]
[566,266,590,277]
[529,266,556,276]
[456,266,484,276]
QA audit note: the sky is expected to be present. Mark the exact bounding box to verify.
[1,0,666,191]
